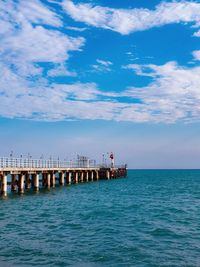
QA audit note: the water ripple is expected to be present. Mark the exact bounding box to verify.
[1,170,200,266]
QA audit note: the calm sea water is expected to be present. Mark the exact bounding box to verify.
[1,170,200,267]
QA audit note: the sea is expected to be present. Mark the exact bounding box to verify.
[0,169,200,267]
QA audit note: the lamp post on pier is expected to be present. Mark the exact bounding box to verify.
[10,150,13,167]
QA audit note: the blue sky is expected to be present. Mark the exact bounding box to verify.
[0,0,200,168]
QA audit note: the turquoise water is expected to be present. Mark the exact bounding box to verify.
[1,170,200,267]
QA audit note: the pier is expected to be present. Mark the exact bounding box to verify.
[0,156,127,196]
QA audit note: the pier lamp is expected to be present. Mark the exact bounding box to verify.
[57,156,60,168]
[10,151,13,168]
[27,153,30,168]
[102,154,105,166]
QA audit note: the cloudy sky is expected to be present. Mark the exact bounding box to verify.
[0,0,200,168]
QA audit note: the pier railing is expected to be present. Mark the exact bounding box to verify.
[0,157,126,170]
[0,157,95,169]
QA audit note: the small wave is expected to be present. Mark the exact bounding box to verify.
[150,228,182,239]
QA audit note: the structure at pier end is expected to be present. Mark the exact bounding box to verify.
[0,155,127,196]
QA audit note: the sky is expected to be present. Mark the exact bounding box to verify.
[0,0,200,168]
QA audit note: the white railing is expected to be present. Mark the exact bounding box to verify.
[0,157,127,170]
[0,157,97,169]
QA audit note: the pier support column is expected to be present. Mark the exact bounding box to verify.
[11,174,17,192]
[51,172,55,188]
[42,173,46,187]
[86,172,89,182]
[59,172,65,186]
[68,172,72,184]
[18,174,25,194]
[96,171,99,180]
[25,173,31,189]
[75,172,78,184]
[106,170,110,180]
[1,173,7,196]
[33,173,39,191]
[91,171,94,181]
[81,172,84,183]
[65,172,69,184]
[47,173,51,189]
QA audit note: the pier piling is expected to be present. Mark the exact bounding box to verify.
[18,174,25,194]
[1,173,7,196]
[32,174,39,191]
[47,173,51,189]
[68,172,72,184]
[25,173,31,189]
[106,170,110,180]
[81,171,84,183]
[96,171,99,180]
[51,173,55,188]
[75,172,78,184]
[91,171,94,181]
[86,172,89,182]
[59,172,65,186]
[11,174,17,192]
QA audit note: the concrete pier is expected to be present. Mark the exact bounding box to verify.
[59,172,65,186]
[51,173,55,188]
[68,172,72,185]
[11,174,17,192]
[33,174,39,191]
[91,171,94,181]
[1,174,7,196]
[81,172,84,182]
[75,172,78,184]
[47,173,51,189]
[42,173,46,187]
[0,156,127,196]
[96,170,99,180]
[106,170,110,180]
[18,174,25,194]
[86,172,89,182]
[25,173,31,189]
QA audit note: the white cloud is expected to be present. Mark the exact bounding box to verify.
[91,59,113,72]
[96,59,112,67]
[0,76,127,121]
[2,23,84,64]
[18,0,62,27]
[53,83,101,101]
[62,0,200,35]
[1,58,200,123]
[66,26,87,32]
[0,0,85,79]
[192,50,200,60]
[122,61,200,123]
[48,64,77,77]
[193,30,200,37]
[0,0,62,32]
